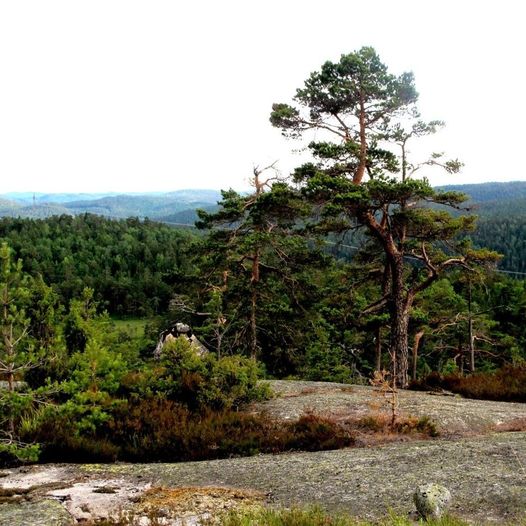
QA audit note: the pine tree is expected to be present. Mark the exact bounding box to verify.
[0,243,41,461]
[271,47,500,386]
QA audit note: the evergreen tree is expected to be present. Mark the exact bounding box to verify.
[0,244,41,461]
[271,47,500,386]
[196,168,323,373]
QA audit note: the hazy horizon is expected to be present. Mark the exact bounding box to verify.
[4,179,526,200]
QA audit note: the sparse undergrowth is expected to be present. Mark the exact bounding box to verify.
[410,365,526,402]
[88,505,494,526]
[216,507,473,526]
[32,399,438,463]
[356,413,439,439]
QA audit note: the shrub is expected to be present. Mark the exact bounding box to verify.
[30,410,119,463]
[107,400,354,462]
[31,395,355,463]
[0,442,40,466]
[156,336,270,411]
[287,413,354,451]
[357,414,439,438]
[410,365,526,402]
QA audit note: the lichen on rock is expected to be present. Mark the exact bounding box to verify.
[413,482,451,519]
[0,499,73,526]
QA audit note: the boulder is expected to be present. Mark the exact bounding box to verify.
[413,483,451,519]
[154,323,207,359]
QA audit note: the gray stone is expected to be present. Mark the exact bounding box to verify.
[0,499,74,526]
[413,483,451,519]
[175,322,190,333]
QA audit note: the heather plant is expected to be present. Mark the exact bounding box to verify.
[411,365,526,402]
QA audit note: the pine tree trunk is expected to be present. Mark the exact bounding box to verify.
[375,326,382,372]
[250,286,257,360]
[389,256,410,388]
[354,95,367,184]
[249,248,260,360]
[458,335,465,376]
[216,329,223,360]
[467,283,475,372]
[412,330,424,382]
[468,316,475,372]
[3,309,15,438]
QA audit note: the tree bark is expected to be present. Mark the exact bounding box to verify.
[412,330,425,382]
[468,317,475,373]
[374,326,382,372]
[249,286,258,360]
[216,330,223,360]
[354,94,367,184]
[467,283,475,372]
[458,336,465,375]
[249,248,260,360]
[389,255,410,388]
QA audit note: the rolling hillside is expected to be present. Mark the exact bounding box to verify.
[2,183,526,273]
[0,189,222,220]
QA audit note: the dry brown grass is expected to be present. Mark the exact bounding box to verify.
[495,417,526,432]
[411,365,526,402]
[136,486,266,524]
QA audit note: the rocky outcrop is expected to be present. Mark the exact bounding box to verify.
[154,323,207,359]
[1,382,526,524]
[0,499,73,526]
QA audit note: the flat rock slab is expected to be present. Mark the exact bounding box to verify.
[254,380,526,435]
[0,465,150,523]
[0,499,73,526]
[2,382,526,524]
[84,432,526,524]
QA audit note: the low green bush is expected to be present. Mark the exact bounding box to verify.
[155,336,271,411]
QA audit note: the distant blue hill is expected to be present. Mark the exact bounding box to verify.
[0,189,223,220]
[3,192,122,204]
[2,183,526,223]
[3,189,223,205]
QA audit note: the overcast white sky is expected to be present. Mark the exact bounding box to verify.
[0,1,524,193]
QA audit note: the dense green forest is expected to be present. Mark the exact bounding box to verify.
[1,212,524,376]
[2,47,526,466]
[3,184,526,275]
[472,217,526,274]
[0,214,196,316]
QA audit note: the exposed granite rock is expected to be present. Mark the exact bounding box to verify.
[252,380,526,435]
[83,432,526,524]
[414,483,452,519]
[154,323,207,359]
[0,381,525,524]
[0,499,73,526]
